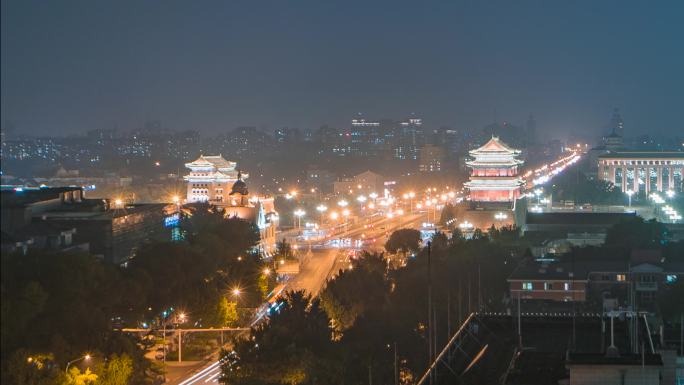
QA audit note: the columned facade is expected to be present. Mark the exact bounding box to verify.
[598,152,684,194]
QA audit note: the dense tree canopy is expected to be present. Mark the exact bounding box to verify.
[385,228,422,257]
[549,164,624,205]
[319,252,389,331]
[220,231,521,384]
[1,213,263,385]
[604,217,668,249]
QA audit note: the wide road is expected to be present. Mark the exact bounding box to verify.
[288,248,340,296]
[173,212,426,385]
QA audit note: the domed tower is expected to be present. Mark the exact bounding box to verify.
[229,171,250,205]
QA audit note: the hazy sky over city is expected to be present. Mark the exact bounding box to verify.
[2,0,683,138]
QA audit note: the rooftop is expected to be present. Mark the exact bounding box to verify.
[1,186,83,208]
[525,211,636,226]
[598,151,684,159]
[470,136,521,155]
[566,352,662,366]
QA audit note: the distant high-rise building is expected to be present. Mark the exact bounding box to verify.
[274,127,302,144]
[395,116,424,160]
[418,145,444,173]
[609,108,624,136]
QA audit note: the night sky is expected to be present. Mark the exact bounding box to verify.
[2,1,683,138]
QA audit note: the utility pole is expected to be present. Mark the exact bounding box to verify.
[433,306,438,379]
[517,293,522,348]
[478,264,482,312]
[162,320,167,382]
[447,291,451,362]
[394,342,399,385]
[178,330,182,362]
[427,241,433,385]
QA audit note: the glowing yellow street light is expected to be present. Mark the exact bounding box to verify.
[330,211,339,220]
[232,288,241,296]
[66,354,92,374]
[338,200,348,207]
[263,268,271,276]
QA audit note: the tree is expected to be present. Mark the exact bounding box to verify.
[276,238,294,261]
[96,354,133,385]
[439,203,457,227]
[550,166,623,205]
[1,350,59,385]
[63,367,97,385]
[605,217,668,249]
[217,298,239,327]
[220,291,337,385]
[659,278,684,323]
[182,203,225,235]
[385,229,422,257]
[320,253,389,331]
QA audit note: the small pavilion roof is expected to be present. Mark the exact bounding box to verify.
[469,136,521,156]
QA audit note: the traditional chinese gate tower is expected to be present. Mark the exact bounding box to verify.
[464,136,524,203]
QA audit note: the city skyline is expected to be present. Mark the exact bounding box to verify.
[3,1,684,137]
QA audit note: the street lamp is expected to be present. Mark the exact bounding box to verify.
[459,221,474,231]
[316,204,327,226]
[342,209,350,232]
[666,190,675,198]
[113,198,123,208]
[495,212,508,221]
[65,354,91,374]
[338,200,348,208]
[357,195,367,203]
[626,190,635,208]
[534,189,543,204]
[294,209,306,229]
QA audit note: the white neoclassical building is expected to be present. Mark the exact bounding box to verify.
[598,152,684,194]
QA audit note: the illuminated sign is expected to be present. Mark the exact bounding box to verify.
[164,213,180,227]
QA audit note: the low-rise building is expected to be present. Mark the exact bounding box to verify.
[333,170,385,195]
[1,186,175,264]
[508,255,683,308]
